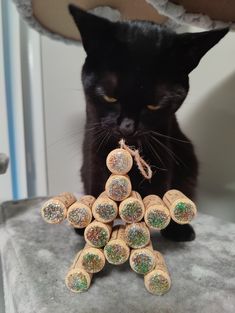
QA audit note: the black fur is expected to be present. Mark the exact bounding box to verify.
[69,4,228,241]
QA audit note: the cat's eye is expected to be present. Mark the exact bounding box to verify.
[147,104,161,110]
[103,95,118,103]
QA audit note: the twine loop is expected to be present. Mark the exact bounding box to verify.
[119,139,152,180]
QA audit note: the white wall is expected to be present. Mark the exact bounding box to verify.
[177,27,235,221]
[41,37,86,195]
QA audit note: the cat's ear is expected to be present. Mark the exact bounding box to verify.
[176,28,229,73]
[68,4,115,55]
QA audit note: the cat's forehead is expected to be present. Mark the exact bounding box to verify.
[118,21,174,53]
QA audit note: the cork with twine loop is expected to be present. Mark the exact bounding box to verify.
[119,139,152,180]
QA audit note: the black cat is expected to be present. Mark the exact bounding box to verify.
[68,4,228,241]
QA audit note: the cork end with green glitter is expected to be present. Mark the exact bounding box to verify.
[86,226,109,248]
[42,203,66,224]
[104,242,129,265]
[126,226,150,249]
[131,252,155,274]
[173,201,196,223]
[120,200,144,223]
[66,271,90,293]
[145,210,170,230]
[146,272,171,295]
[81,252,104,273]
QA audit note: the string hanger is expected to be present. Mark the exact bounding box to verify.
[119,139,153,180]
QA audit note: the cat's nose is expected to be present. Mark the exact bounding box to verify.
[119,118,135,136]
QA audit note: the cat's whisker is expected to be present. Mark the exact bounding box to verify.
[88,128,105,138]
[150,130,190,144]
[142,135,167,170]
[138,175,150,188]
[46,128,85,148]
[47,123,103,149]
[91,129,106,145]
[96,130,111,152]
[86,122,102,127]
[86,123,103,132]
[150,134,189,169]
[105,130,112,148]
[149,134,180,166]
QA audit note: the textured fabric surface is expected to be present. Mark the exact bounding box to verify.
[12,0,175,45]
[0,197,235,313]
[12,0,126,45]
[12,0,234,44]
[146,0,235,30]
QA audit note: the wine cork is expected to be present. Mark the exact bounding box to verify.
[119,191,145,223]
[130,241,156,275]
[104,225,130,265]
[143,195,171,230]
[79,243,105,273]
[144,251,171,295]
[67,195,95,228]
[65,250,93,293]
[125,222,150,249]
[106,148,133,175]
[92,192,118,223]
[41,192,76,224]
[84,220,112,248]
[163,190,197,224]
[105,174,132,202]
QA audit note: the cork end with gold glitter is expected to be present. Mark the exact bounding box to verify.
[41,200,67,224]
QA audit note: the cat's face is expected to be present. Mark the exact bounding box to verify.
[82,46,188,138]
[69,5,228,140]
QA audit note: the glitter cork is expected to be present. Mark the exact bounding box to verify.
[106,148,133,175]
[163,190,197,224]
[144,251,171,295]
[125,222,150,249]
[129,241,156,275]
[92,192,118,223]
[41,192,76,224]
[67,195,95,228]
[105,174,132,202]
[104,225,130,265]
[80,243,105,273]
[119,191,145,223]
[84,221,112,248]
[65,251,93,293]
[143,195,171,230]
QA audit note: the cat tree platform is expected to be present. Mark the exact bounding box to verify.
[12,0,235,47]
[0,197,234,313]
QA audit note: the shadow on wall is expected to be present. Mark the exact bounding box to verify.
[184,71,235,196]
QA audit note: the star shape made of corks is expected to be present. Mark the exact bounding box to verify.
[41,140,197,295]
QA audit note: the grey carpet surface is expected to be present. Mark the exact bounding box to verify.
[0,197,235,313]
